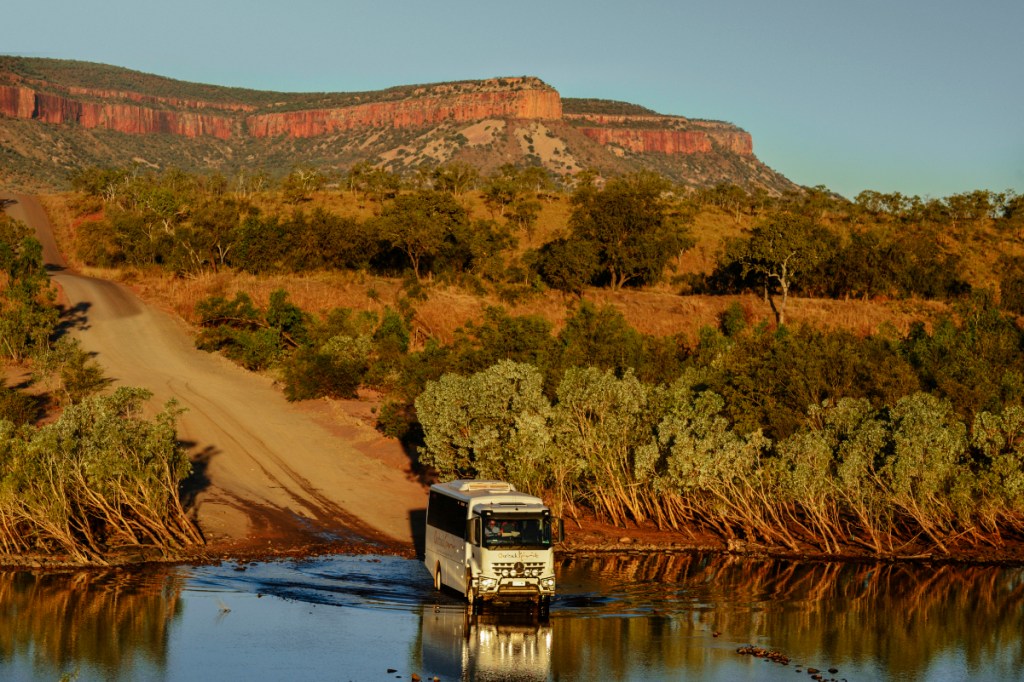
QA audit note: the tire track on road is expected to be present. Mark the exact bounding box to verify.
[3,192,424,551]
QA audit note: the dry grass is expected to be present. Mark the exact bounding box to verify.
[39,191,952,352]
[108,267,950,352]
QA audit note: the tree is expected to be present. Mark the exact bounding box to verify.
[555,302,647,380]
[0,387,201,561]
[175,197,246,273]
[439,218,515,279]
[33,337,108,406]
[568,172,694,290]
[346,162,399,204]
[481,167,523,219]
[231,214,289,273]
[550,367,659,525]
[231,168,270,200]
[731,213,831,325]
[0,216,58,362]
[376,191,468,280]
[533,237,600,296]
[518,166,555,197]
[998,255,1024,314]
[415,360,553,493]
[432,162,479,198]
[943,190,996,230]
[508,197,541,243]
[697,182,752,222]
[1001,191,1024,231]
[281,166,327,203]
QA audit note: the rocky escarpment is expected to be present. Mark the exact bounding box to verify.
[565,112,753,156]
[0,74,561,141]
[246,78,561,138]
[0,58,794,193]
[1,68,738,156]
[0,84,239,138]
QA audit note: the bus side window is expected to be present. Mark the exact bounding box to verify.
[468,517,481,546]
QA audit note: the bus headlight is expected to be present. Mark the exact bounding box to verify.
[480,577,498,591]
[501,569,510,577]
[541,577,555,589]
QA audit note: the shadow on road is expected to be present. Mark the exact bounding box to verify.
[180,442,217,510]
[56,300,93,335]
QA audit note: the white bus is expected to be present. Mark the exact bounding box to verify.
[424,480,563,607]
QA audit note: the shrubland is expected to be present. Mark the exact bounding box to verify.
[0,209,200,564]
[41,163,1024,556]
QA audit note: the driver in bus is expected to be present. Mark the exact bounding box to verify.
[485,518,501,539]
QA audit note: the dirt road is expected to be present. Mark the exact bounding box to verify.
[3,194,425,554]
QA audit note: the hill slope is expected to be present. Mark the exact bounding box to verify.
[0,56,795,193]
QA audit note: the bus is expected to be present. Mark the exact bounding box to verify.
[424,480,563,607]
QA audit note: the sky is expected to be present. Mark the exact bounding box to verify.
[5,0,1023,199]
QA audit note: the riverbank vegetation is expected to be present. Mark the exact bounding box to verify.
[0,209,200,564]
[46,164,1024,558]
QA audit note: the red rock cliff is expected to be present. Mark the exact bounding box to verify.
[0,85,35,119]
[1,70,751,157]
[578,128,714,154]
[567,113,753,156]
[0,76,561,140]
[246,88,562,138]
[0,84,238,138]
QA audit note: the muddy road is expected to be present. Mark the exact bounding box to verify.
[2,193,425,554]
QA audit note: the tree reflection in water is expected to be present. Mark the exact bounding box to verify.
[0,569,184,679]
[551,552,1024,680]
[0,554,1021,681]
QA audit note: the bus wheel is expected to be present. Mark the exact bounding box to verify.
[434,564,442,592]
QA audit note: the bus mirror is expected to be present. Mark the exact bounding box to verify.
[556,518,565,543]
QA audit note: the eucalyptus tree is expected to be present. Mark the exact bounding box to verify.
[568,171,694,290]
[727,212,834,325]
[375,190,468,280]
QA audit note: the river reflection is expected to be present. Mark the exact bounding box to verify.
[0,553,1022,681]
[0,568,185,680]
[420,608,552,681]
[553,553,1024,680]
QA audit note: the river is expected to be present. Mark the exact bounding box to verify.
[1,552,1022,681]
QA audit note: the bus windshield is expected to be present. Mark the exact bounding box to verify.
[482,517,552,549]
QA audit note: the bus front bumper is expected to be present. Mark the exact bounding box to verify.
[477,576,555,601]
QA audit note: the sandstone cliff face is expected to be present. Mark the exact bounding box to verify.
[246,88,561,138]
[0,84,238,138]
[0,76,561,141]
[577,128,713,154]
[566,113,753,156]
[0,85,35,119]
[1,62,768,195]
[1,71,749,156]
[63,85,255,112]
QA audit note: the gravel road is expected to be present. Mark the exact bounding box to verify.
[3,193,424,554]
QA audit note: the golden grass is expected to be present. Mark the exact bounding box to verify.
[39,191,952,352]
[111,267,949,351]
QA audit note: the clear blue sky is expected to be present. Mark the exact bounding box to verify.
[6,0,1023,199]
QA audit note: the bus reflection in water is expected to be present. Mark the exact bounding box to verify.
[420,606,552,682]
